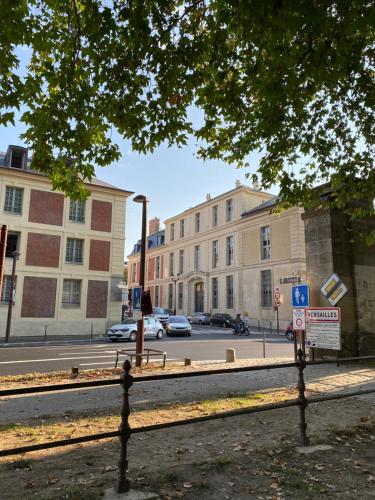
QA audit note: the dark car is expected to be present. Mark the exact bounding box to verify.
[210,313,235,328]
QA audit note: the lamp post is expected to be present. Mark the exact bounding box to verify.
[5,251,20,343]
[133,194,148,367]
[171,274,180,315]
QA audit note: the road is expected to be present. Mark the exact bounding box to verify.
[0,326,294,376]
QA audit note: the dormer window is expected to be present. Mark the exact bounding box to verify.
[7,146,27,170]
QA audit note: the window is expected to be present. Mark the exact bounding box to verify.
[261,226,271,260]
[69,199,85,223]
[170,223,175,241]
[169,252,174,276]
[226,199,233,222]
[179,249,184,275]
[62,279,81,307]
[180,219,185,238]
[212,240,219,268]
[4,187,23,214]
[212,205,218,227]
[0,275,16,304]
[132,263,136,282]
[66,238,84,264]
[195,212,200,233]
[226,276,234,309]
[168,283,173,310]
[178,282,183,309]
[5,232,20,258]
[154,285,159,307]
[261,270,272,307]
[194,245,200,271]
[212,277,218,309]
[155,256,161,279]
[226,236,234,266]
[10,149,25,169]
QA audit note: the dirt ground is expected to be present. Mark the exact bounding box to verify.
[1,393,375,499]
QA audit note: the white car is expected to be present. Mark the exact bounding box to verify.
[166,316,192,336]
[107,317,164,342]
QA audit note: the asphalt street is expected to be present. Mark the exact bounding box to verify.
[0,325,294,376]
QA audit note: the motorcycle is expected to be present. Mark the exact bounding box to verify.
[233,323,250,336]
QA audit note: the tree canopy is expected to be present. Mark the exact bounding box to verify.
[1,0,374,220]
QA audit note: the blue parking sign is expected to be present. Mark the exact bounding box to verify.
[291,284,309,308]
[132,286,142,311]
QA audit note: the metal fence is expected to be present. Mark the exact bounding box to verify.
[1,351,375,494]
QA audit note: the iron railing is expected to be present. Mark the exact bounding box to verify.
[1,351,375,493]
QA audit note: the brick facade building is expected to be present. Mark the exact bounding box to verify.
[0,145,132,337]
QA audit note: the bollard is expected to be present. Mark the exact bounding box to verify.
[118,359,133,493]
[184,358,192,366]
[226,348,236,363]
[71,366,79,378]
[90,323,93,343]
[296,348,310,446]
[44,324,47,343]
[262,325,266,358]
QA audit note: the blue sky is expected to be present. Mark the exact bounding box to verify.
[0,49,276,259]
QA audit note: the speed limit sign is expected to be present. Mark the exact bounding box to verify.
[293,309,306,330]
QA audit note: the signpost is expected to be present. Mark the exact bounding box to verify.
[291,284,309,308]
[320,273,348,306]
[305,307,341,350]
[274,287,281,334]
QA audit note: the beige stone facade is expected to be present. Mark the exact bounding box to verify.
[128,183,306,329]
[0,146,132,337]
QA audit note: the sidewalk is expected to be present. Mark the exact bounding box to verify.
[1,357,375,424]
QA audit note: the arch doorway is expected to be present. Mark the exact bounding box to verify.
[194,282,204,312]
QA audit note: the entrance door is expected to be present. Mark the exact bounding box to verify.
[194,282,204,312]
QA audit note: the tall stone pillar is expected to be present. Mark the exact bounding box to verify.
[303,204,375,357]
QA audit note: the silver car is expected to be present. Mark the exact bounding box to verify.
[187,312,211,325]
[166,316,192,336]
[107,317,164,342]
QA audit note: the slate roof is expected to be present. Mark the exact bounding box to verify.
[241,196,278,217]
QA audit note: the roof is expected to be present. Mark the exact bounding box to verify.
[0,150,133,195]
[164,184,271,224]
[130,229,165,256]
[241,197,278,217]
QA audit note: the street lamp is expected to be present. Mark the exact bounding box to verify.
[5,250,20,343]
[171,274,180,315]
[133,194,148,367]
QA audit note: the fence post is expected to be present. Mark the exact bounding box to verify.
[118,359,133,493]
[296,348,310,446]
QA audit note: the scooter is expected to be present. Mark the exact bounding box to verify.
[233,323,250,336]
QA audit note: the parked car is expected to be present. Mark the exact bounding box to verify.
[152,307,170,328]
[285,322,295,341]
[107,317,164,342]
[210,313,235,328]
[166,316,192,336]
[187,312,212,325]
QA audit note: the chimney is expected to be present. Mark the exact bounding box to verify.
[252,180,260,191]
[148,217,160,235]
[206,193,211,201]
[235,179,241,188]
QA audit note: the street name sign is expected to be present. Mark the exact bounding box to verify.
[293,308,305,330]
[320,273,348,306]
[305,307,341,350]
[291,284,310,308]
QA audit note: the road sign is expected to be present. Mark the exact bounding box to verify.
[293,308,306,330]
[274,287,281,307]
[305,307,341,350]
[320,273,348,306]
[305,307,340,323]
[132,286,142,311]
[291,284,309,308]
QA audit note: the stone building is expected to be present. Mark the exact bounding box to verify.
[128,181,306,329]
[0,145,132,337]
